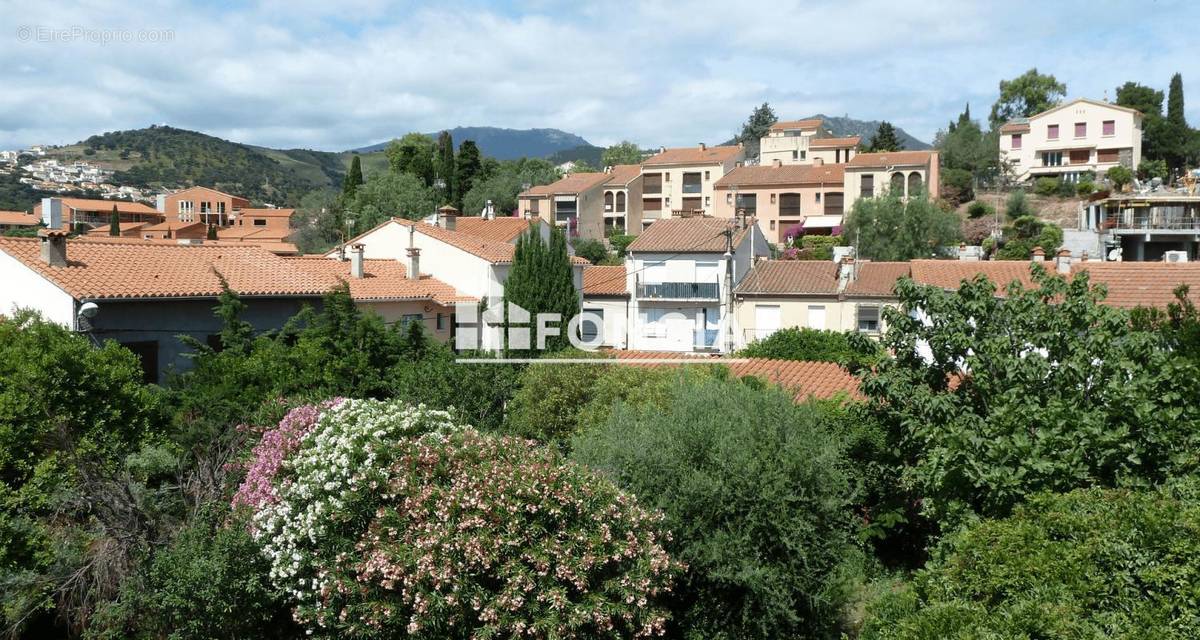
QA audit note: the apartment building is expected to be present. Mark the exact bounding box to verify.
[34,197,161,229]
[998,98,1142,183]
[843,150,940,212]
[624,217,769,353]
[516,172,610,239]
[640,144,745,224]
[712,161,846,242]
[602,164,643,233]
[759,118,859,166]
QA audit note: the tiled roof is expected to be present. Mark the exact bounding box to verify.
[614,351,861,401]
[847,150,936,168]
[518,172,609,197]
[809,136,861,148]
[0,237,334,300]
[0,211,38,226]
[628,217,745,253]
[453,217,531,243]
[843,261,911,297]
[582,265,628,296]
[642,145,743,166]
[604,164,642,187]
[769,119,823,132]
[734,260,839,295]
[286,257,473,305]
[48,198,157,214]
[714,164,844,188]
[1071,262,1200,309]
[909,259,1041,292]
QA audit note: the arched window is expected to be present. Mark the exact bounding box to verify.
[616,191,626,212]
[890,172,905,194]
[604,191,614,211]
[907,172,923,196]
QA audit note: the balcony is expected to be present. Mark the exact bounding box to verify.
[636,281,719,300]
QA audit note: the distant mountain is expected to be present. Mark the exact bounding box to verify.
[354,127,593,160]
[805,114,930,150]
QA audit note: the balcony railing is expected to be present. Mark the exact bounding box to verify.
[636,281,719,300]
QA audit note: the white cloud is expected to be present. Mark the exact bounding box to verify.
[0,0,1197,150]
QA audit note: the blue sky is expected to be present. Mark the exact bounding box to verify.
[2,0,1198,151]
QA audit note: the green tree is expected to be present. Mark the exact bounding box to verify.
[601,140,643,166]
[572,376,861,640]
[384,132,436,185]
[108,204,120,236]
[502,225,580,353]
[989,68,1067,128]
[341,154,364,198]
[860,484,1200,640]
[859,268,1200,533]
[738,102,778,157]
[454,140,483,209]
[435,130,455,201]
[842,191,961,261]
[347,171,438,232]
[866,121,903,152]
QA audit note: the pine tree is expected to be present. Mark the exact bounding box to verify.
[1168,73,1186,128]
[108,204,120,236]
[454,141,483,210]
[343,155,364,198]
[436,131,455,202]
[867,122,904,152]
[502,224,580,354]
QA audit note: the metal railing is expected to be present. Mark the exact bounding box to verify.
[636,281,720,300]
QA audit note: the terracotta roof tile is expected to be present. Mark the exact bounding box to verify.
[643,145,743,166]
[286,256,473,305]
[604,164,642,187]
[769,119,823,132]
[452,217,532,243]
[734,260,839,295]
[847,150,937,168]
[614,351,860,401]
[0,237,333,300]
[809,136,861,148]
[628,217,745,253]
[582,265,628,296]
[715,164,844,188]
[843,261,910,297]
[1071,262,1200,308]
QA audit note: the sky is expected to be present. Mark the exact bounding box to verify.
[2,0,1198,152]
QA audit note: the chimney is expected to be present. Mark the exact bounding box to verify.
[772,159,782,168]
[38,229,68,267]
[438,205,459,231]
[1031,246,1045,262]
[349,243,365,278]
[698,143,707,151]
[1055,248,1072,274]
[406,247,421,280]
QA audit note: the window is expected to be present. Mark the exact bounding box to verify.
[857,305,880,333]
[1011,133,1022,149]
[779,193,802,216]
[1074,122,1086,138]
[1043,151,1063,167]
[1102,120,1115,136]
[616,192,625,212]
[860,174,874,199]
[1047,124,1059,140]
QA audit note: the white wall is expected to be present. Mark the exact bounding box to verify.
[0,250,76,326]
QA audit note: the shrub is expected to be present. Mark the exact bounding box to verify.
[571,237,608,264]
[573,377,861,639]
[1075,180,1095,196]
[964,200,994,219]
[859,484,1200,639]
[1033,176,1059,196]
[739,327,881,369]
[245,399,681,638]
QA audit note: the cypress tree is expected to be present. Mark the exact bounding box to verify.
[108,204,120,236]
[343,154,364,198]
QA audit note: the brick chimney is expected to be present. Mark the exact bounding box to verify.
[349,243,365,278]
[1055,248,1072,274]
[406,247,421,280]
[1031,246,1045,262]
[38,229,68,267]
[437,205,459,231]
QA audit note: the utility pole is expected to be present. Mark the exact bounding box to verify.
[723,223,735,353]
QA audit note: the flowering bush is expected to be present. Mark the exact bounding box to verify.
[240,398,681,638]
